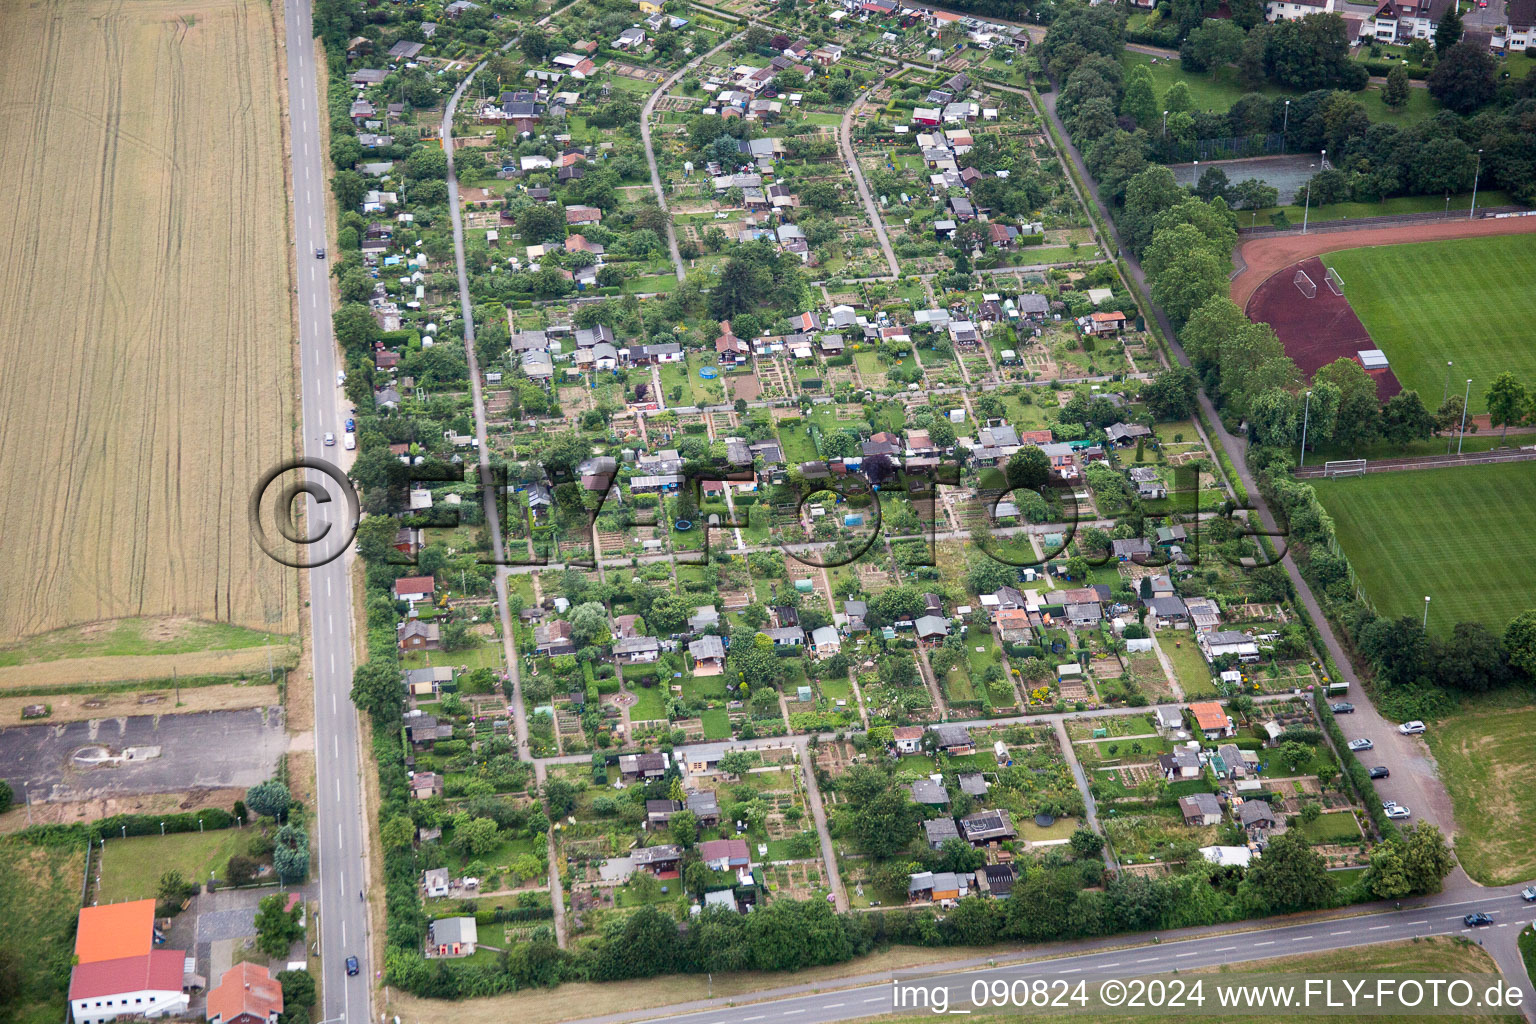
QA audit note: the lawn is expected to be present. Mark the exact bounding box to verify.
[98,828,249,903]
[1311,462,1536,631]
[1298,810,1363,844]
[1323,234,1536,414]
[0,837,85,1024]
[1159,634,1217,696]
[699,707,732,739]
[627,682,670,723]
[1425,705,1536,885]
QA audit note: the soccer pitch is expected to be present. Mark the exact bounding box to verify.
[1323,234,1536,415]
[1310,462,1536,632]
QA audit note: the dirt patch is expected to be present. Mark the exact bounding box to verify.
[0,787,246,832]
[1231,215,1536,309]
[0,683,279,726]
[1245,256,1399,401]
[0,646,299,689]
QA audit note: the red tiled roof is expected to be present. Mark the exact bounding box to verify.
[394,576,435,596]
[1189,701,1228,731]
[70,950,184,1001]
[206,962,283,1024]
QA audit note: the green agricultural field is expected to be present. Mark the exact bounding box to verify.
[1311,462,1536,631]
[1323,235,1536,414]
[1425,705,1536,884]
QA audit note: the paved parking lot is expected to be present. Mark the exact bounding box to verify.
[0,707,287,800]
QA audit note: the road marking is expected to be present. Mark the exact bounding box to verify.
[329,653,335,674]
[332,693,337,712]
[1137,957,1158,963]
[1497,923,1509,928]
[1406,920,1428,926]
[823,1004,843,1009]
[742,1016,764,1021]
[1060,968,1081,974]
[334,735,339,756]
[1291,936,1310,942]
[781,1011,804,1016]
[1330,930,1352,936]
[1254,941,1275,947]
[304,142,310,157]
[1368,925,1390,931]
[341,920,346,944]
[862,997,883,1004]
[1213,947,1236,953]
[327,577,332,597]
[335,778,340,800]
[1175,952,1198,958]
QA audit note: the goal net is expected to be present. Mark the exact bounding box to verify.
[1325,266,1344,297]
[1323,459,1367,477]
[1293,268,1317,299]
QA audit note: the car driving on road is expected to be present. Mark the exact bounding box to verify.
[1348,738,1373,751]
[323,432,335,446]
[315,247,326,259]
[1398,720,1426,735]
[1521,886,1536,902]
[1464,913,1493,927]
[345,955,359,975]
[1330,702,1354,713]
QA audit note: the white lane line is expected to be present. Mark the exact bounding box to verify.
[1175,952,1198,958]
[1368,925,1390,931]
[334,735,339,757]
[332,693,337,712]
[1330,930,1352,936]
[329,653,335,674]
[823,1004,844,1010]
[1136,957,1158,963]
[1060,968,1081,974]
[304,141,310,157]
[327,577,332,597]
[1213,946,1236,953]
[1099,963,1120,969]
[337,823,343,844]
[781,1011,804,1016]
[742,1016,764,1021]
[1254,941,1275,947]
[341,921,346,944]
[1406,920,1428,926]
[335,778,340,800]
[861,997,883,1004]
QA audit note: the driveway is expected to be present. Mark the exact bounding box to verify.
[0,707,286,801]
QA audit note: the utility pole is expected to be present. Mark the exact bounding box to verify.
[1458,378,1472,454]
[1470,148,1483,219]
[1299,391,1312,468]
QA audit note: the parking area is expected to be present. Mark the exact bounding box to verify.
[0,707,287,801]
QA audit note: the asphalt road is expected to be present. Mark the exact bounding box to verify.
[562,887,1536,1024]
[279,2,370,1021]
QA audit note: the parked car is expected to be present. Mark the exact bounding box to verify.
[1520,886,1536,902]
[1331,702,1355,713]
[1348,738,1373,751]
[336,371,346,386]
[1464,913,1493,927]
[345,955,360,975]
[1385,805,1411,819]
[323,432,335,446]
[1398,721,1426,735]
[345,418,356,432]
[1368,766,1390,779]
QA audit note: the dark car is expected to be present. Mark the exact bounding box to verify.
[316,247,326,259]
[1330,702,1354,714]
[345,418,356,432]
[1464,913,1493,927]
[1368,766,1390,779]
[345,955,360,975]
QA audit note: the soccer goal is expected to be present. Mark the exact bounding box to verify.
[1293,268,1317,299]
[1323,459,1367,477]
[1325,266,1344,297]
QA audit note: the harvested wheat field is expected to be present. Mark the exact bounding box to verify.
[0,0,296,642]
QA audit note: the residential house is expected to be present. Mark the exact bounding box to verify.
[929,723,974,755]
[411,772,444,799]
[1179,792,1223,827]
[422,868,450,898]
[924,817,962,849]
[69,901,189,1024]
[765,626,805,647]
[429,917,477,958]
[1185,596,1222,632]
[1078,311,1128,336]
[843,600,869,633]
[995,608,1032,643]
[1188,701,1235,739]
[1065,602,1102,628]
[1158,747,1203,780]
[908,870,969,903]
[632,844,683,874]
[810,625,841,657]
[206,964,283,1024]
[909,778,950,806]
[914,614,950,641]
[959,809,1016,845]
[393,575,435,603]
[534,619,575,656]
[645,799,682,830]
[1203,630,1260,663]
[688,634,726,674]
[1106,422,1153,447]
[1235,799,1276,831]
[686,790,722,826]
[1215,742,1251,780]
[387,39,425,60]
[1112,538,1153,561]
[1146,596,1189,626]
[618,752,671,779]
[613,635,661,664]
[400,620,440,652]
[565,205,603,225]
[893,725,925,754]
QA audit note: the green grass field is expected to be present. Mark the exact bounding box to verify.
[0,838,85,1024]
[1425,705,1536,885]
[98,828,250,903]
[1311,462,1536,631]
[1323,235,1536,414]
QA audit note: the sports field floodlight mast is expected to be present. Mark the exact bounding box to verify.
[1470,148,1484,219]
[1299,391,1312,468]
[1423,596,1431,629]
[1302,150,1324,233]
[1458,378,1472,454]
